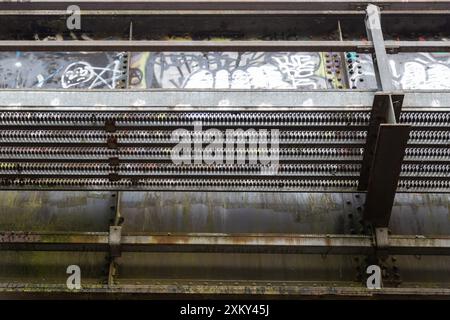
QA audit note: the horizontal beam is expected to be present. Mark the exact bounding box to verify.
[0,183,360,192]
[0,40,449,53]
[0,90,375,110]
[0,90,448,111]
[385,41,450,53]
[402,92,450,109]
[2,232,450,255]
[0,40,373,52]
[2,282,450,298]
[120,233,372,254]
[1,1,450,11]
[1,10,450,16]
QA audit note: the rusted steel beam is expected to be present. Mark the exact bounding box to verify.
[120,233,373,254]
[1,282,450,298]
[0,231,371,254]
[1,232,450,255]
[388,235,450,255]
[0,231,110,251]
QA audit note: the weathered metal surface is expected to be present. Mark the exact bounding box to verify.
[0,191,447,234]
[1,1,450,11]
[120,192,359,234]
[3,282,450,299]
[0,191,113,232]
[0,251,107,284]
[0,191,448,295]
[3,231,450,256]
[389,194,450,235]
[0,232,373,254]
[115,252,360,282]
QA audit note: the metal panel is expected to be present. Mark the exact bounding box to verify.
[0,90,375,109]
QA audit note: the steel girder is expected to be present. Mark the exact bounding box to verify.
[2,231,450,256]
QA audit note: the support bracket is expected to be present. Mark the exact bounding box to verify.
[359,93,405,190]
[359,93,410,228]
[363,119,410,227]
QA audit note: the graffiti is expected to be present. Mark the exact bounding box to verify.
[61,60,123,89]
[61,62,94,88]
[2,45,448,91]
[272,54,318,88]
[345,52,450,90]
[0,52,126,89]
[129,51,346,89]
[388,53,450,90]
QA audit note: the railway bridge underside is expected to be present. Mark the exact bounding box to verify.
[0,1,449,298]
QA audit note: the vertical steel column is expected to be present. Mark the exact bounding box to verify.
[365,4,394,91]
[359,5,411,228]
